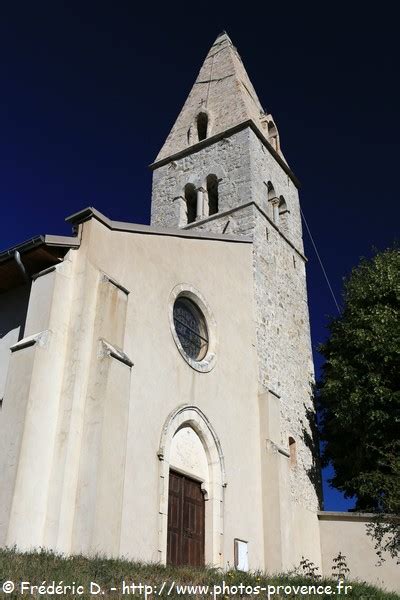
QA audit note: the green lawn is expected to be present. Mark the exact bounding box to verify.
[0,548,398,599]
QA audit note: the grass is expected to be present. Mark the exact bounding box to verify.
[0,548,398,599]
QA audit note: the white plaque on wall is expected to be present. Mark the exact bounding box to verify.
[234,539,249,572]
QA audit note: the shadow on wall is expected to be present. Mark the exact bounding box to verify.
[0,284,31,402]
[0,284,31,340]
[301,381,323,509]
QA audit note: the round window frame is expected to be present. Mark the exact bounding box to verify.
[169,284,217,373]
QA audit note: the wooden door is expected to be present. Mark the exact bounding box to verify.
[167,470,205,566]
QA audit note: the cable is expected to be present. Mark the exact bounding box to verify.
[300,207,341,315]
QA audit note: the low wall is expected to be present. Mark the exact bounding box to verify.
[319,512,399,593]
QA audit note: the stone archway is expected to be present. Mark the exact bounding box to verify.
[157,404,226,566]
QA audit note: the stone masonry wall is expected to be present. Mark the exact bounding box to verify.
[189,205,318,512]
[247,129,318,510]
[248,130,304,252]
[151,129,253,228]
[253,210,318,511]
[151,126,319,512]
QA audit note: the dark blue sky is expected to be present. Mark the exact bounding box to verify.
[1,3,398,511]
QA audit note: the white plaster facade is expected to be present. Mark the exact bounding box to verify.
[0,32,398,592]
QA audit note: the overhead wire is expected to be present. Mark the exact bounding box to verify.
[300,207,341,315]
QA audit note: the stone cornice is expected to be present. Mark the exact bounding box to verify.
[66,206,252,245]
[184,201,307,262]
[149,119,301,189]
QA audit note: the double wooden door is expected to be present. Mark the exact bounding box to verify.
[167,470,205,566]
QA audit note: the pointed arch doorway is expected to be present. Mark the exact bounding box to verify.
[158,405,226,567]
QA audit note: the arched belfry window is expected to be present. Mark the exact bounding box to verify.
[184,184,197,224]
[267,121,278,151]
[206,174,219,216]
[267,181,279,225]
[197,112,209,141]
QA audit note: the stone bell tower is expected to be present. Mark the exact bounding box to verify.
[151,32,321,570]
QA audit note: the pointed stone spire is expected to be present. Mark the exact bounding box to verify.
[155,32,278,162]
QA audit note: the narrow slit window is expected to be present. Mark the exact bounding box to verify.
[289,437,296,467]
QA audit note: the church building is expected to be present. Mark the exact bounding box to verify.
[0,32,398,590]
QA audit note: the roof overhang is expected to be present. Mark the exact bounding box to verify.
[0,234,80,293]
[1,202,252,294]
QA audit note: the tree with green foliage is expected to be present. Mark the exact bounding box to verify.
[318,247,400,562]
